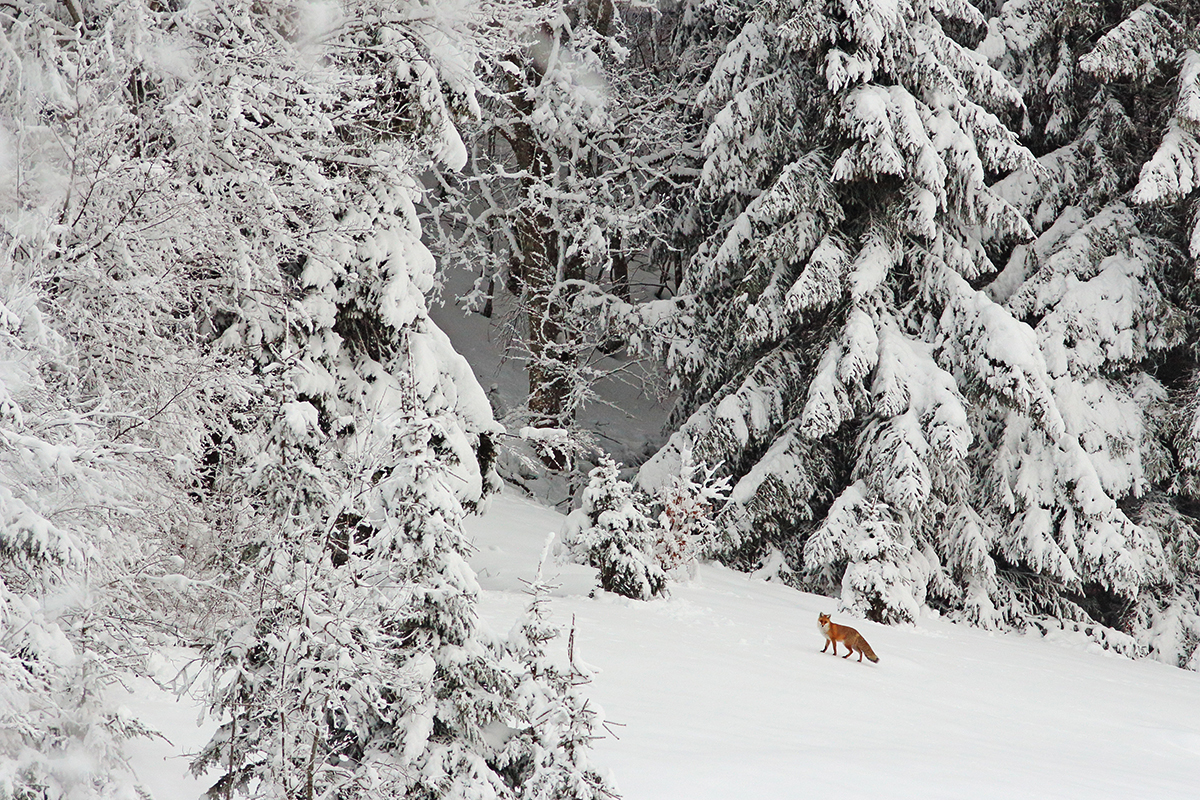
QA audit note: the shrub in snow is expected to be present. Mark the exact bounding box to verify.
[804,483,934,625]
[496,549,617,800]
[565,459,666,600]
[653,448,731,578]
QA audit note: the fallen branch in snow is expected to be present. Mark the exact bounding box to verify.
[569,613,577,676]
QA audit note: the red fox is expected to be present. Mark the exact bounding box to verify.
[818,613,879,663]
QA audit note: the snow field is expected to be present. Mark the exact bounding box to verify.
[116,651,218,800]
[466,490,1200,800]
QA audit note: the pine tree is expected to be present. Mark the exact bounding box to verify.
[565,458,666,600]
[497,542,617,800]
[194,414,513,799]
[981,0,1200,664]
[638,0,1144,630]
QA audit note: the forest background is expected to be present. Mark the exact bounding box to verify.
[2,0,1200,798]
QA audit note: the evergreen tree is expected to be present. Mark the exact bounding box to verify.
[638,0,1140,630]
[565,458,667,600]
[194,413,513,799]
[497,543,617,800]
[631,0,1200,661]
[0,1,627,794]
[981,0,1200,664]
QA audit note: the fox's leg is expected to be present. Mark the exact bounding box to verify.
[822,640,831,653]
[842,648,852,659]
[856,649,863,662]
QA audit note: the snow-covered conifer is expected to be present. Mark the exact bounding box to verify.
[496,542,617,800]
[981,0,1200,662]
[194,413,513,799]
[0,324,156,798]
[565,459,666,600]
[640,0,1198,642]
[640,0,1045,625]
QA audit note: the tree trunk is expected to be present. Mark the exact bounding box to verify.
[506,0,618,439]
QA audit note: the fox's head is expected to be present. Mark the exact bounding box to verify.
[818,612,830,626]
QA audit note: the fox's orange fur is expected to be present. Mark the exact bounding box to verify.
[817,613,879,663]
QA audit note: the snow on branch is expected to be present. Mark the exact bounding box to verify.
[1078,3,1181,84]
[1133,51,1200,206]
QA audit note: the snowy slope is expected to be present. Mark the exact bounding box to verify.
[465,489,1200,800]
[127,488,1200,799]
[116,651,218,800]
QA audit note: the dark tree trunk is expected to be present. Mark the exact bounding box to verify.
[505,0,619,442]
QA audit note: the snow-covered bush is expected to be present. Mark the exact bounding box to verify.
[497,547,617,800]
[653,448,731,578]
[565,458,666,600]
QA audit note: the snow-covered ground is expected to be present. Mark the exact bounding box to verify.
[117,654,218,800]
[465,489,1200,800]
[130,487,1200,799]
